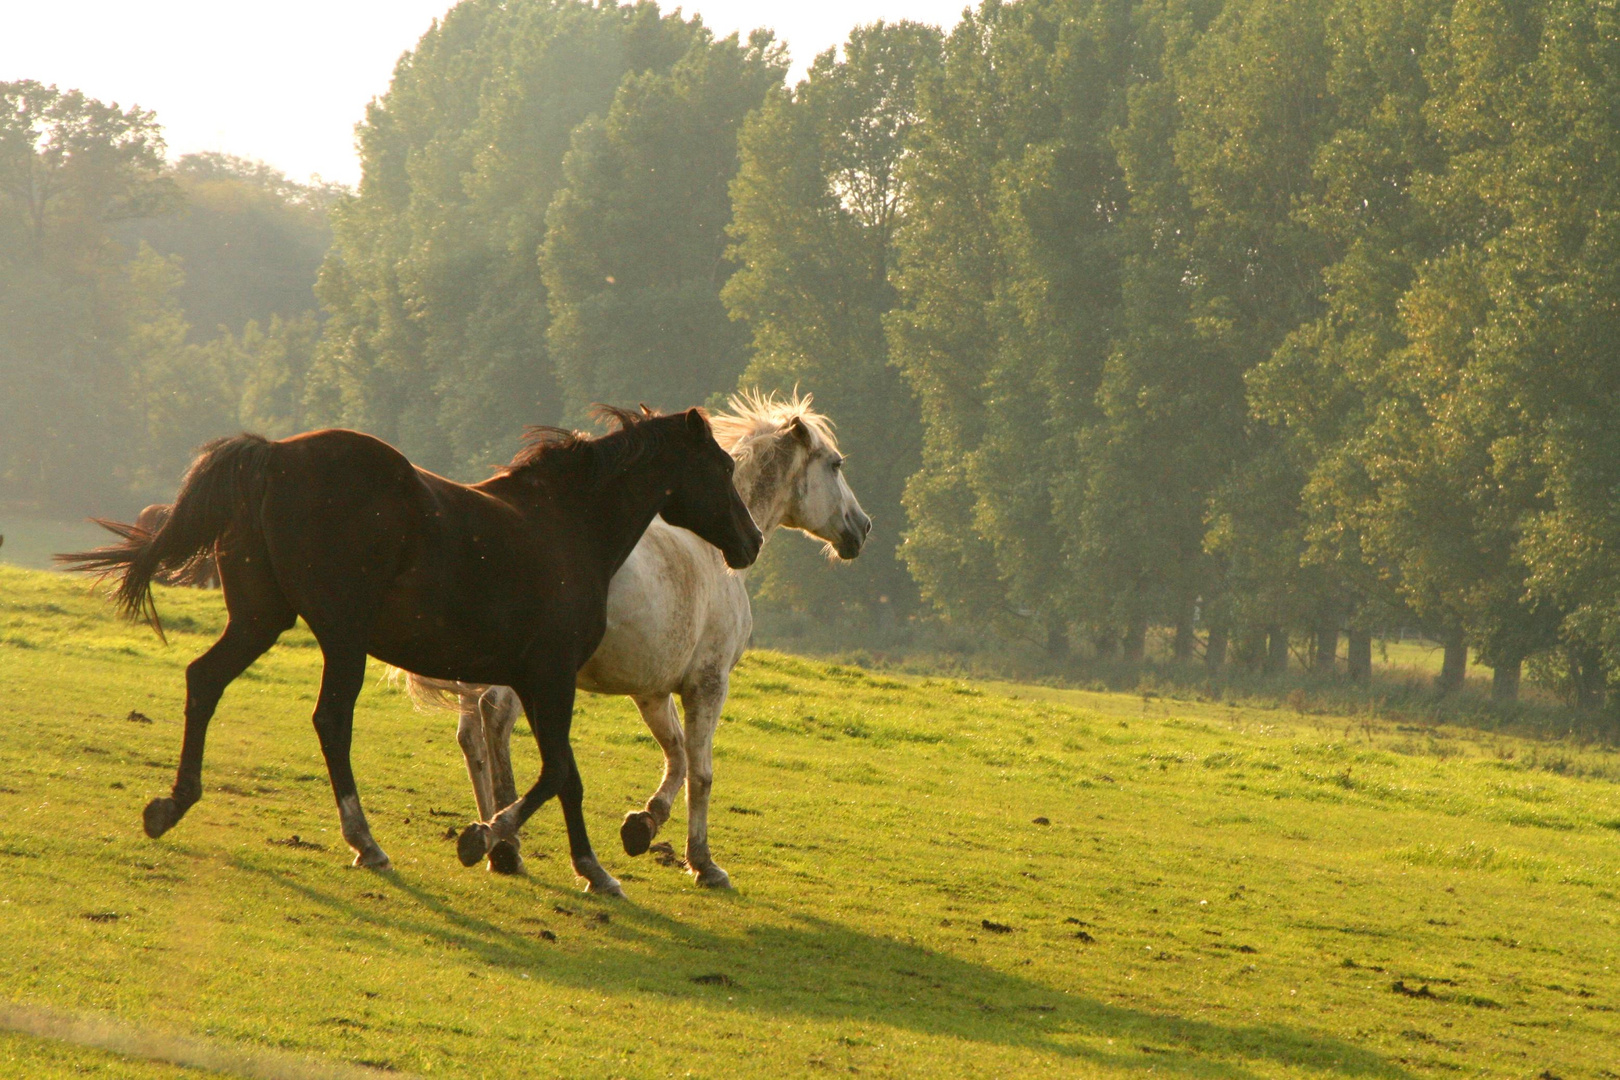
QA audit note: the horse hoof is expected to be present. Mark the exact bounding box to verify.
[693,864,733,889]
[575,858,625,897]
[457,823,492,867]
[620,811,656,857]
[352,850,392,871]
[142,797,182,839]
[487,840,525,875]
[583,875,625,898]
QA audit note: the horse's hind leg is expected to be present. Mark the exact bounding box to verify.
[309,646,390,869]
[144,614,289,838]
[681,670,732,888]
[478,687,526,875]
[620,694,686,857]
[457,689,498,824]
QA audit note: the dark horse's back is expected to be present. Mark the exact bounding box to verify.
[264,429,578,680]
[62,428,578,685]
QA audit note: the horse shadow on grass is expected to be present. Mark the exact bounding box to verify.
[233,858,1411,1079]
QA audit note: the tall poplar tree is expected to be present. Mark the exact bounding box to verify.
[723,21,943,626]
[312,0,698,473]
[541,26,786,421]
[889,0,1133,654]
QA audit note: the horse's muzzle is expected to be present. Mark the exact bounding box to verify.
[724,512,763,569]
[725,534,762,569]
[834,509,872,561]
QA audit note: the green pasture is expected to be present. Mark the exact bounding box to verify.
[1,565,1617,1078]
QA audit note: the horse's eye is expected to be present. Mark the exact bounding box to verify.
[830,458,843,471]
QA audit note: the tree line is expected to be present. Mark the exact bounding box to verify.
[0,81,337,511]
[5,0,1619,706]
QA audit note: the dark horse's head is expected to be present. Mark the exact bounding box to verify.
[658,408,763,569]
[513,406,763,569]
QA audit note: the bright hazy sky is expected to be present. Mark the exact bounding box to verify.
[1,0,971,187]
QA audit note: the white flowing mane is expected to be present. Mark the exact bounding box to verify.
[710,389,840,461]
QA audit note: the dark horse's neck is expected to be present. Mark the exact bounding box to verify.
[479,415,684,589]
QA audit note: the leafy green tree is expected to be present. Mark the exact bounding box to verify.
[1069,0,1220,661]
[542,26,786,421]
[125,153,339,342]
[889,0,1134,655]
[1244,0,1448,676]
[884,7,1014,634]
[123,245,237,490]
[1433,0,1620,702]
[0,81,176,267]
[723,21,942,627]
[313,0,699,472]
[230,312,323,438]
[1155,0,1344,668]
[0,80,178,512]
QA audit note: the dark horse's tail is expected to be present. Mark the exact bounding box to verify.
[57,434,275,637]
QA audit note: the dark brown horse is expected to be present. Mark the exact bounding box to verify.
[59,408,761,894]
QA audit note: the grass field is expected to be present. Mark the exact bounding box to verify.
[2,564,1619,1078]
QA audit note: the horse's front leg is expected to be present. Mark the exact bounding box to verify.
[680,670,732,888]
[620,694,686,857]
[558,740,621,895]
[310,646,390,869]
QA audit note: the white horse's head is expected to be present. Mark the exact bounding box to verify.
[712,390,872,560]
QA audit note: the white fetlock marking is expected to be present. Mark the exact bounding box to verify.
[490,809,520,843]
[576,858,621,893]
[695,863,730,888]
[338,794,373,846]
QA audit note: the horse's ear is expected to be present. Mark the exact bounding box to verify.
[788,415,813,448]
[684,408,712,438]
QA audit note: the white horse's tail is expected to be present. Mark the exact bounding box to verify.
[383,667,480,712]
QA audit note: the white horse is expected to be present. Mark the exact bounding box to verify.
[405,392,870,889]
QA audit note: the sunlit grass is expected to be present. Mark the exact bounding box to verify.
[2,565,1618,1077]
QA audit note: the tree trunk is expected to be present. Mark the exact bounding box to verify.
[1122,618,1147,664]
[1240,627,1268,671]
[1045,618,1069,662]
[1206,623,1229,672]
[1314,622,1338,672]
[1173,606,1196,662]
[1575,649,1606,711]
[1347,629,1372,682]
[1491,657,1521,704]
[1091,629,1118,660]
[1437,633,1467,694]
[1266,626,1289,676]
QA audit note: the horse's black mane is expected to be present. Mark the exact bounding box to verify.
[503,404,680,480]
